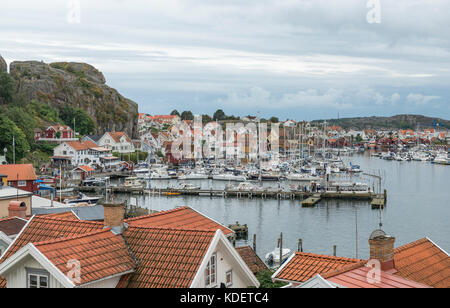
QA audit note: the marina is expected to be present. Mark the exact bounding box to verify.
[97,153,449,261]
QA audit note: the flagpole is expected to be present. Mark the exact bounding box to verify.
[13,135,15,164]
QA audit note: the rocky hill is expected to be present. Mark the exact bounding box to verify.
[312,114,450,130]
[5,56,138,137]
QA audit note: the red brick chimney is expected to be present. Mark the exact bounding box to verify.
[103,203,125,232]
[368,229,396,271]
[9,201,27,219]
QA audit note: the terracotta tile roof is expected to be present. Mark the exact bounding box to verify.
[0,216,104,288]
[325,263,430,288]
[0,164,37,181]
[66,141,98,151]
[394,238,450,288]
[120,226,215,288]
[273,252,361,283]
[235,246,268,275]
[0,217,27,236]
[109,132,131,143]
[0,216,104,264]
[126,206,233,236]
[41,211,80,221]
[76,165,95,172]
[34,229,136,286]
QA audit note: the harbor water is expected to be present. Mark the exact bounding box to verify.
[113,153,450,261]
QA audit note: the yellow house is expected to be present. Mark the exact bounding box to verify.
[0,174,7,187]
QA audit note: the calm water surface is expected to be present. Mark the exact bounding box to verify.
[114,153,449,260]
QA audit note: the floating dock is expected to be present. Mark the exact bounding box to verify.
[75,186,385,207]
[301,195,322,207]
[371,197,386,209]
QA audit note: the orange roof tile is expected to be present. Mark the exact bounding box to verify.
[120,226,215,288]
[394,238,450,288]
[325,263,430,288]
[0,164,37,181]
[109,132,131,143]
[274,252,361,283]
[34,229,136,286]
[41,211,79,220]
[76,165,94,172]
[126,206,233,235]
[66,141,98,151]
[0,216,104,288]
[235,246,268,275]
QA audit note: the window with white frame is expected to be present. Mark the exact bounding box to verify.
[18,181,27,187]
[26,269,49,288]
[226,270,233,287]
[205,253,217,287]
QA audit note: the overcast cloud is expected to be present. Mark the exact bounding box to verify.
[0,0,449,120]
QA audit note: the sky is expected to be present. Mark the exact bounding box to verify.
[0,0,449,121]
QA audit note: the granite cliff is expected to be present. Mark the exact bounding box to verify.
[7,58,138,137]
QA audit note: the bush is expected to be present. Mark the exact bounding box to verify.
[255,270,288,288]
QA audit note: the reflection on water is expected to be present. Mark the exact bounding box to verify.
[113,153,450,260]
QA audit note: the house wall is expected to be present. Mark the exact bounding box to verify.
[0,196,32,219]
[98,133,135,154]
[7,180,38,193]
[191,240,256,288]
[4,255,65,288]
[0,237,11,256]
[4,254,122,288]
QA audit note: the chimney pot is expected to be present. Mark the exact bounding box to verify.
[9,201,27,219]
[103,203,125,230]
[369,229,396,271]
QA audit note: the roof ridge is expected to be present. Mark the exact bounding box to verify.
[33,228,113,247]
[294,251,362,262]
[126,225,217,234]
[322,260,368,279]
[34,215,103,226]
[125,206,189,222]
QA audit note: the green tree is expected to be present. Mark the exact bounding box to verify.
[5,106,37,145]
[213,109,226,121]
[0,114,30,162]
[60,105,96,135]
[355,134,363,143]
[270,116,279,123]
[170,110,180,116]
[202,114,212,124]
[180,110,194,121]
[0,72,15,104]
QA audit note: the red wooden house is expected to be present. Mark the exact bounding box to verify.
[0,164,38,193]
[36,125,73,141]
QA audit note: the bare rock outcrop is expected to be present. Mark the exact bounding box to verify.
[9,60,138,137]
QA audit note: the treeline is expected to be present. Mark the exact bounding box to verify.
[169,109,280,123]
[0,71,96,163]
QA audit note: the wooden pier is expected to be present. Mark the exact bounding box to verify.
[75,186,385,206]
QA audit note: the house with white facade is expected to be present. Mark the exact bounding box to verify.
[98,132,135,154]
[0,205,259,288]
[52,141,111,167]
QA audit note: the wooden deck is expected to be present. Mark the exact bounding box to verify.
[75,186,385,206]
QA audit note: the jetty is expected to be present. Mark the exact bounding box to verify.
[75,186,385,206]
[301,195,322,207]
